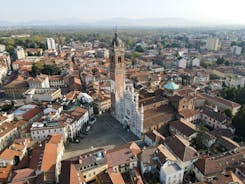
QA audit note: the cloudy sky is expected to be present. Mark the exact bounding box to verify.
[1,0,245,24]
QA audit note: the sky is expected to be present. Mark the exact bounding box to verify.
[1,0,245,24]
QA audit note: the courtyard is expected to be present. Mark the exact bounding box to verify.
[63,112,140,160]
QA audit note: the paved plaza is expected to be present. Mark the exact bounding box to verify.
[63,112,139,160]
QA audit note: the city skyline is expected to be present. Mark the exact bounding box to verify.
[1,0,245,26]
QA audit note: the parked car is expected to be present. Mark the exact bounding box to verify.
[73,139,80,144]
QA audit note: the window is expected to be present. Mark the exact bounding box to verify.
[118,56,122,63]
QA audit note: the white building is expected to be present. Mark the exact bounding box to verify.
[231,46,242,56]
[0,62,8,84]
[0,122,18,152]
[23,88,62,102]
[0,44,6,52]
[49,76,66,88]
[160,162,184,184]
[15,46,26,59]
[176,58,187,69]
[46,38,56,50]
[156,144,184,184]
[28,74,50,88]
[192,58,200,67]
[225,74,245,88]
[31,122,68,143]
[206,38,220,51]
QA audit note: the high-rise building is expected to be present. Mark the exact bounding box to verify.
[46,38,56,50]
[110,32,125,117]
[206,37,220,51]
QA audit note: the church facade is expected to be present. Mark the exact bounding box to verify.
[110,33,143,138]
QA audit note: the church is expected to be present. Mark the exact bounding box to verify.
[110,33,175,138]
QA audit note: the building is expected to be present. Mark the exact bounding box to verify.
[169,118,197,141]
[200,106,234,132]
[3,77,29,98]
[15,46,26,59]
[110,33,175,138]
[59,161,86,184]
[31,122,68,143]
[23,88,62,102]
[206,38,220,51]
[157,144,184,184]
[198,93,241,116]
[231,45,242,55]
[0,122,18,152]
[176,58,187,69]
[110,32,126,118]
[67,149,107,183]
[0,61,8,84]
[192,58,200,67]
[0,44,5,52]
[49,75,67,88]
[0,138,29,165]
[164,135,199,172]
[225,74,245,88]
[28,74,50,89]
[106,142,141,174]
[40,134,64,183]
[46,38,56,50]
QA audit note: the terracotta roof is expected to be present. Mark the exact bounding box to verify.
[48,134,63,144]
[0,165,13,183]
[40,143,57,172]
[106,142,141,168]
[29,144,45,170]
[108,169,125,184]
[165,135,198,162]
[201,106,228,122]
[11,168,35,183]
[0,148,22,161]
[59,161,85,184]
[212,171,244,184]
[199,93,241,108]
[23,107,42,121]
[179,109,200,119]
[169,118,197,137]
[194,157,221,176]
[97,170,113,184]
[143,105,175,130]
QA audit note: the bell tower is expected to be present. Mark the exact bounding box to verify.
[110,32,125,118]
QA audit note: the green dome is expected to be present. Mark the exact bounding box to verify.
[164,80,179,90]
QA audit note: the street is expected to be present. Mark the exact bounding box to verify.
[63,112,139,160]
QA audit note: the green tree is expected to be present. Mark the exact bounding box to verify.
[135,45,144,52]
[233,105,245,138]
[224,109,232,118]
[216,57,225,65]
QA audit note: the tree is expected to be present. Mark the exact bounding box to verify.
[135,45,144,52]
[224,109,232,118]
[192,126,209,150]
[233,105,245,138]
[216,57,225,65]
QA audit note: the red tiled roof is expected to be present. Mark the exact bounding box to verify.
[23,107,42,121]
[40,143,57,172]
